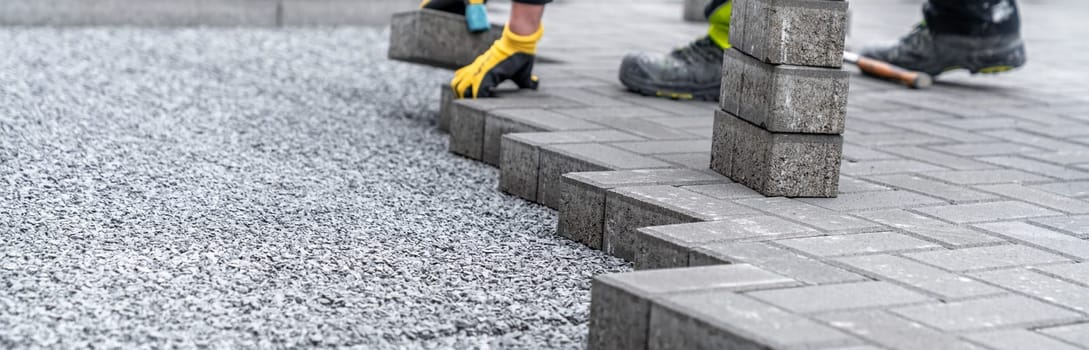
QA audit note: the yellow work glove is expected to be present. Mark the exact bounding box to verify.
[452,24,542,98]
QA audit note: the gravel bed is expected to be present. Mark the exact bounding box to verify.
[0,27,630,349]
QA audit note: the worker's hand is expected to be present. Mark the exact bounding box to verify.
[452,25,542,98]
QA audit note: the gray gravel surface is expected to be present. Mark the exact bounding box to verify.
[0,27,629,349]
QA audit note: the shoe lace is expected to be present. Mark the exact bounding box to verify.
[670,37,721,64]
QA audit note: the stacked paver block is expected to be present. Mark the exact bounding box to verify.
[711,0,849,197]
[388,9,502,70]
[683,0,712,21]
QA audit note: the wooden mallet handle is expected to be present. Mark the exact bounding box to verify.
[843,51,932,89]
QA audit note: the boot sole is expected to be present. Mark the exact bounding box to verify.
[619,75,719,101]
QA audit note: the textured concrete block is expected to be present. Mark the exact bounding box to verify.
[447,93,582,161]
[500,130,642,203]
[777,232,940,257]
[388,9,502,70]
[836,255,1004,299]
[605,186,760,261]
[647,291,859,350]
[438,84,455,132]
[538,144,674,209]
[818,311,986,350]
[557,169,729,249]
[856,209,1005,247]
[748,281,933,314]
[720,49,849,134]
[972,269,1089,313]
[892,295,1085,332]
[963,329,1082,350]
[634,217,817,269]
[711,110,842,197]
[482,109,602,166]
[683,0,712,22]
[588,264,797,350]
[903,245,1071,272]
[729,0,848,67]
[691,241,865,284]
[736,197,879,232]
[975,221,1089,259]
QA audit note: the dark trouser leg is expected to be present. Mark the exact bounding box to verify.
[925,0,1020,36]
[704,0,730,18]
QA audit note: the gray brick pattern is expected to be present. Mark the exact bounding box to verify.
[423,0,1089,347]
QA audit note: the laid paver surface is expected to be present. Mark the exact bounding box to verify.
[443,0,1089,348]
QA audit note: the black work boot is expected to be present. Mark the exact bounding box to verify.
[619,36,724,101]
[859,23,1026,77]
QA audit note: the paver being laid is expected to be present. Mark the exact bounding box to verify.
[426,0,1089,347]
[388,9,502,70]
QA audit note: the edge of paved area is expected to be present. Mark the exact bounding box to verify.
[0,0,418,26]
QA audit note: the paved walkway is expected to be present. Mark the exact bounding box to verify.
[443,0,1089,348]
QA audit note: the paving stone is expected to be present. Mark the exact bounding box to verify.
[1034,180,1089,198]
[961,329,1082,350]
[438,84,455,132]
[681,183,763,200]
[982,129,1089,152]
[903,245,1071,272]
[882,146,998,170]
[1036,263,1089,286]
[777,232,940,257]
[580,116,704,140]
[841,143,899,161]
[692,241,866,285]
[819,310,985,350]
[914,201,1061,224]
[931,142,1045,157]
[605,185,759,261]
[643,116,714,129]
[837,177,891,193]
[557,169,728,249]
[554,106,671,120]
[482,108,602,165]
[648,291,859,350]
[935,117,1046,132]
[712,110,842,197]
[538,143,674,209]
[971,269,1089,313]
[747,281,934,314]
[1028,213,1089,238]
[894,120,998,143]
[683,0,711,21]
[1029,151,1089,166]
[1037,323,1089,347]
[840,159,947,176]
[499,130,643,203]
[388,9,502,70]
[922,169,1051,185]
[720,49,849,134]
[588,264,796,350]
[846,131,951,147]
[447,94,581,160]
[634,217,818,269]
[729,0,848,67]
[974,221,1089,259]
[869,174,998,203]
[798,190,946,212]
[979,156,1089,181]
[892,295,1085,332]
[737,197,880,232]
[836,254,1004,299]
[609,139,711,155]
[653,152,711,170]
[856,209,1004,247]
